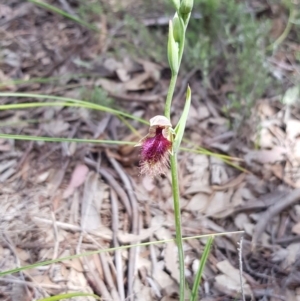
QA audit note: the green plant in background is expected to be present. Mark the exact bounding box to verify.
[227,2,271,118]
[77,0,103,21]
[80,86,114,108]
[182,0,276,128]
[120,14,166,62]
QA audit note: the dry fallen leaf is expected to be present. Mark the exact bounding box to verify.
[292,222,300,235]
[286,120,300,141]
[186,193,210,212]
[81,171,102,231]
[281,243,300,270]
[244,146,287,164]
[43,120,70,136]
[63,164,89,198]
[133,277,154,301]
[215,260,252,296]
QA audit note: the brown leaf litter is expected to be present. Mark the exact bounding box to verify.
[1,1,300,301]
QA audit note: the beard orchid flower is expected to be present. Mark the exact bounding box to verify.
[136,115,174,177]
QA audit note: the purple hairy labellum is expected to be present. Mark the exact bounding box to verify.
[136,115,173,177]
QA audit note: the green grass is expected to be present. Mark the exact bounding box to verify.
[0,231,242,277]
[0,92,247,172]
[29,0,99,32]
[190,236,214,301]
[183,0,280,127]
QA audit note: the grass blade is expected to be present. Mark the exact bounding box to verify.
[0,133,135,145]
[29,0,99,32]
[190,236,214,301]
[0,93,248,171]
[0,231,242,277]
[0,92,148,125]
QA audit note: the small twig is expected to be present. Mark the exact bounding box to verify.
[49,211,60,282]
[238,236,246,301]
[83,256,112,300]
[252,188,300,250]
[99,252,121,301]
[111,189,125,301]
[2,233,31,299]
[0,277,85,290]
[84,157,132,218]
[107,154,139,301]
[33,217,112,240]
[211,173,246,191]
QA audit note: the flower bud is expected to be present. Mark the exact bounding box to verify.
[172,13,183,44]
[168,20,179,75]
[179,0,193,23]
[179,0,193,15]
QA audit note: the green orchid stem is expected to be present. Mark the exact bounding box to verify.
[164,21,187,119]
[170,153,185,301]
[164,15,191,301]
[165,73,178,119]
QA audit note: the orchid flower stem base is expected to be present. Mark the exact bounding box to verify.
[170,153,185,301]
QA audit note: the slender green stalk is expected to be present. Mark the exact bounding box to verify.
[0,133,134,145]
[164,73,178,119]
[28,0,99,32]
[170,154,185,301]
[164,28,187,119]
[0,92,148,124]
[164,8,192,300]
[190,236,214,301]
[0,231,243,277]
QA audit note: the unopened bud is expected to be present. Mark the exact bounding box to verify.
[167,20,179,74]
[172,13,183,44]
[179,0,193,21]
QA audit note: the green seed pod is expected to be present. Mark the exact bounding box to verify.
[172,13,183,44]
[167,20,179,75]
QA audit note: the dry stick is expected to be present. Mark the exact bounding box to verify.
[107,155,139,301]
[2,233,31,299]
[83,256,112,300]
[99,252,121,301]
[33,217,112,240]
[238,236,246,301]
[50,211,59,260]
[84,157,132,218]
[252,188,300,250]
[111,189,126,301]
[233,190,288,214]
[0,277,87,291]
